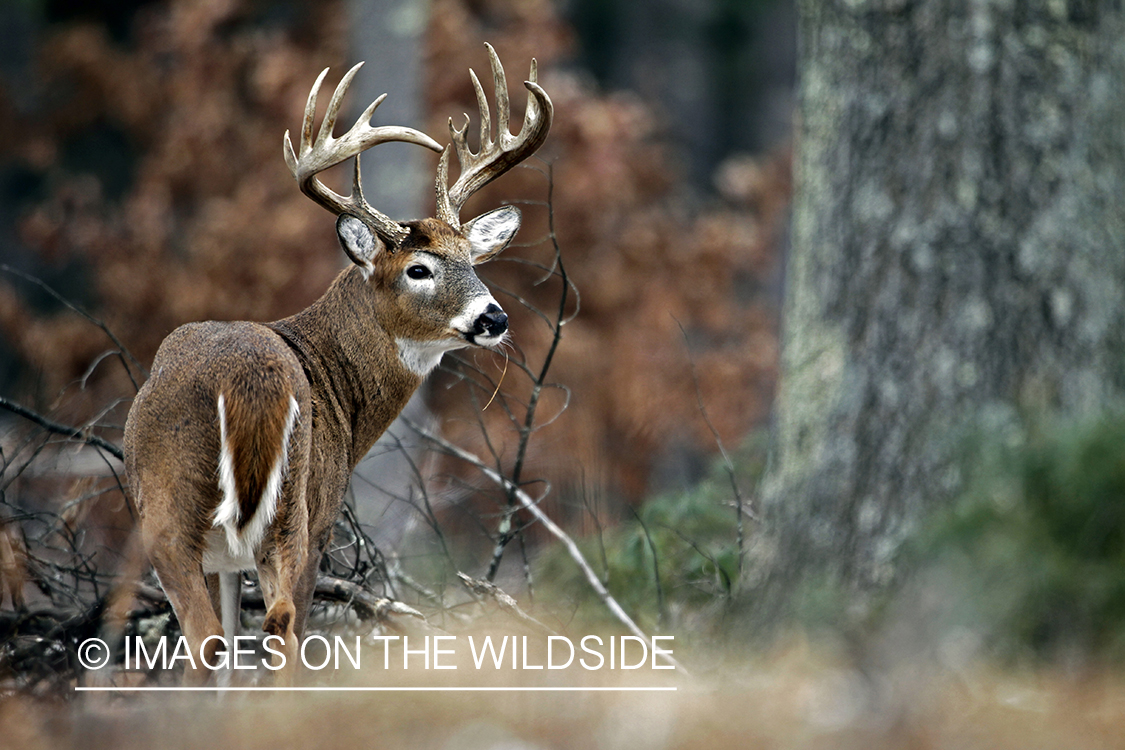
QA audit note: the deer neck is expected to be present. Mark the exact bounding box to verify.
[269,267,423,467]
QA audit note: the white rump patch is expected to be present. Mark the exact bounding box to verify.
[210,393,300,569]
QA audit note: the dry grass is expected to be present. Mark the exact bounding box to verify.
[3,637,1125,750]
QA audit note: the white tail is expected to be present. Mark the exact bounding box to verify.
[212,393,300,561]
[123,45,552,684]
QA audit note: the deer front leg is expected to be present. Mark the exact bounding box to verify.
[204,571,243,643]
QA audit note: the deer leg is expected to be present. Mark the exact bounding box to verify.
[153,561,225,685]
[204,572,242,686]
[290,546,324,641]
[205,572,221,619]
[257,518,308,684]
[219,572,242,642]
[257,567,300,683]
[141,491,226,686]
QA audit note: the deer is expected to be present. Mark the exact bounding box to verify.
[122,44,552,684]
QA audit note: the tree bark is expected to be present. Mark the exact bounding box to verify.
[760,0,1125,593]
[346,0,435,549]
[347,0,431,222]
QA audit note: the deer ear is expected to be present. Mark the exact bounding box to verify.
[336,214,385,274]
[463,206,521,265]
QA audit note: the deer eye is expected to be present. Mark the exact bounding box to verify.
[406,264,432,280]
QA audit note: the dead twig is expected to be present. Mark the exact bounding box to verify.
[456,572,557,636]
[484,160,577,584]
[1,264,148,390]
[675,318,758,589]
[0,396,124,461]
[629,507,666,628]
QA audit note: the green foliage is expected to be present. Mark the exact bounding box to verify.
[536,435,765,640]
[918,408,1125,661]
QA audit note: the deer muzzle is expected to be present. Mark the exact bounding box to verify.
[472,303,508,341]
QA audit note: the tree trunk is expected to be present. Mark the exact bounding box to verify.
[346,0,434,549]
[347,0,430,222]
[760,0,1125,594]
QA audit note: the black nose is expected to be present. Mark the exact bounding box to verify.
[474,304,508,338]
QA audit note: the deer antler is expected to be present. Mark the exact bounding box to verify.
[435,44,554,230]
[284,63,443,247]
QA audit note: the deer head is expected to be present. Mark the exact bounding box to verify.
[282,44,553,373]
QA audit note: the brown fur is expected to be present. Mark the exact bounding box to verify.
[262,606,292,638]
[123,218,503,684]
[222,361,294,529]
[0,522,25,610]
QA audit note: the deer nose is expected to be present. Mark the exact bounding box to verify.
[474,304,508,338]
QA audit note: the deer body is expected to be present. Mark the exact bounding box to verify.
[123,48,551,683]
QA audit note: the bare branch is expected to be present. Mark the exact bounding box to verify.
[674,318,759,589]
[403,417,687,673]
[0,396,124,461]
[630,507,666,627]
[1,264,148,389]
[485,160,573,582]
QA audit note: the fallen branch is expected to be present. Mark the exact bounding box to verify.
[136,575,427,631]
[310,576,427,627]
[457,572,557,636]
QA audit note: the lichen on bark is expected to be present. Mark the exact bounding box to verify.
[759,0,1125,598]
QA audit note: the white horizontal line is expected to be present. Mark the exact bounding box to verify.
[75,686,677,693]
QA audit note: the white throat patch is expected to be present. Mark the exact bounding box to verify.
[396,337,466,377]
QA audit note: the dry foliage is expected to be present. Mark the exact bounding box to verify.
[424,0,787,509]
[1,0,352,418]
[0,0,787,517]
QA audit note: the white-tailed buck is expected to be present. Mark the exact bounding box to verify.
[123,45,552,683]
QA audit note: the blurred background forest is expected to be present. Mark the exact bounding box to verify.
[3,0,1125,747]
[0,0,789,526]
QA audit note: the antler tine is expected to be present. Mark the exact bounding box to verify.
[435,43,554,231]
[489,46,511,145]
[513,58,543,148]
[302,68,330,157]
[316,62,365,150]
[283,64,443,248]
[284,67,330,176]
[434,146,455,226]
[470,69,491,163]
[352,150,366,203]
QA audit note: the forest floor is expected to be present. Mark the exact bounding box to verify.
[2,635,1123,750]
